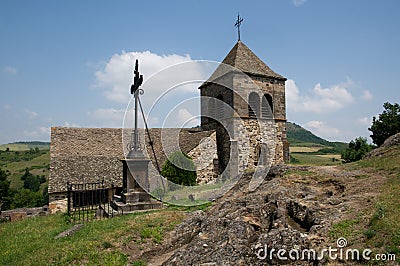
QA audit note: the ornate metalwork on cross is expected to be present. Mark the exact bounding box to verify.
[235,13,244,41]
[128,59,145,156]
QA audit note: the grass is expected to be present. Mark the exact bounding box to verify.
[332,146,400,257]
[288,141,327,148]
[364,175,400,255]
[0,142,50,151]
[290,152,342,166]
[0,209,186,265]
[359,147,400,173]
[289,146,323,153]
[151,182,224,206]
[315,154,342,159]
[329,219,359,241]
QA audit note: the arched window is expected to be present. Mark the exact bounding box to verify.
[216,94,225,119]
[208,97,216,120]
[248,92,260,118]
[261,94,273,119]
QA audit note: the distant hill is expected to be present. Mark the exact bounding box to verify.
[287,122,348,151]
[0,141,50,151]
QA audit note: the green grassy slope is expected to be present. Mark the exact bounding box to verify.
[336,146,400,257]
[0,141,50,151]
[287,122,347,166]
[287,122,329,146]
[0,210,186,265]
[0,150,50,190]
[287,122,347,151]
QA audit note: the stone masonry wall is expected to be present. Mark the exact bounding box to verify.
[187,132,218,184]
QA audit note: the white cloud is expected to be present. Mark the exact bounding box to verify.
[304,120,341,140]
[63,122,80,127]
[87,108,127,127]
[88,108,124,121]
[292,0,307,7]
[357,117,372,126]
[94,51,205,105]
[3,66,17,75]
[361,90,373,100]
[3,104,11,110]
[87,107,137,128]
[23,126,50,140]
[25,109,38,119]
[177,108,200,128]
[286,79,354,113]
[93,50,212,128]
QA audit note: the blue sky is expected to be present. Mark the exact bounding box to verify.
[0,0,399,144]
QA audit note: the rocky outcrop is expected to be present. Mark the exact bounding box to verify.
[381,132,400,148]
[148,165,362,265]
[365,132,400,158]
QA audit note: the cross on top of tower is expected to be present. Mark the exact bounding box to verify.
[234,13,244,41]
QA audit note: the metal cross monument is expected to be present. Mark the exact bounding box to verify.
[129,59,144,157]
[235,13,244,41]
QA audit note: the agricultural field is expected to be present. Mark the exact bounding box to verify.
[289,143,344,166]
[287,122,347,166]
[2,150,50,189]
[0,141,50,151]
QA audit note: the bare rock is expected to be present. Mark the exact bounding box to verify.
[55,224,84,239]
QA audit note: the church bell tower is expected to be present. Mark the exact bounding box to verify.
[199,36,289,176]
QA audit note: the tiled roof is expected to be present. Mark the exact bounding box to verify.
[221,41,286,80]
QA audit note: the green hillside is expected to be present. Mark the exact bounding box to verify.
[1,150,50,189]
[0,141,50,151]
[287,122,348,151]
[0,149,50,209]
[286,122,348,166]
[287,122,329,146]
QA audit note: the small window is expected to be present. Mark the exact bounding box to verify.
[216,94,225,119]
[248,92,260,118]
[208,98,216,120]
[261,94,273,118]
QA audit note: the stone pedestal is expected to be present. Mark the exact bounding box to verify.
[116,150,162,213]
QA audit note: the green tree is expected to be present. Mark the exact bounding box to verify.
[11,189,44,208]
[161,151,197,189]
[21,168,46,192]
[341,137,374,163]
[42,185,49,205]
[0,168,12,210]
[369,102,400,146]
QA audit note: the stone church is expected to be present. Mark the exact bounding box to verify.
[48,40,288,210]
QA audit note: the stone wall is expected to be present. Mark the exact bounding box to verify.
[235,118,276,171]
[0,206,49,222]
[188,132,218,184]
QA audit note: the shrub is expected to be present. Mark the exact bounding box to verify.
[341,137,374,163]
[161,151,197,188]
[369,102,400,146]
[21,168,46,192]
[11,189,44,208]
[0,168,12,210]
